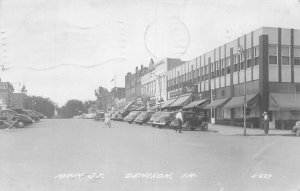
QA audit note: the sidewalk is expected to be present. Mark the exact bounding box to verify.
[209,123,293,136]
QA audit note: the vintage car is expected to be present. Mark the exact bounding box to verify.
[24,110,41,122]
[152,112,176,128]
[11,108,39,122]
[123,111,142,123]
[0,109,34,128]
[94,110,105,121]
[148,112,162,126]
[170,111,208,131]
[134,111,154,125]
[292,121,300,136]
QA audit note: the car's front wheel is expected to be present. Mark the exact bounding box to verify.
[17,121,25,128]
[296,129,300,137]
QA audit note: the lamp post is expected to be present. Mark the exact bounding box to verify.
[237,44,247,136]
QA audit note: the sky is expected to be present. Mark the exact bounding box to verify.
[0,0,299,106]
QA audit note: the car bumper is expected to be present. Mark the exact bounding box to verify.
[152,122,166,126]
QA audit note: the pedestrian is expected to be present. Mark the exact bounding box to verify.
[262,111,269,135]
[104,112,112,128]
[175,109,184,133]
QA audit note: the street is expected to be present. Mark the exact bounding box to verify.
[0,119,300,191]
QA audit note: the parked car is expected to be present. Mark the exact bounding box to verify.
[111,111,123,121]
[170,111,207,131]
[123,111,142,123]
[94,110,105,121]
[292,121,300,136]
[152,112,176,128]
[24,110,41,122]
[84,113,96,119]
[31,110,47,119]
[0,109,34,128]
[134,111,154,125]
[11,108,39,122]
[148,112,162,127]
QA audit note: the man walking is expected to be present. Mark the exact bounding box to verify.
[262,111,269,135]
[175,109,184,133]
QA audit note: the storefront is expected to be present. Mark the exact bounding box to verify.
[182,99,209,117]
[220,94,260,128]
[203,98,230,124]
[160,98,178,111]
[269,93,300,129]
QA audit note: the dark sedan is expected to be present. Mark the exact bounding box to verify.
[123,111,142,124]
[134,111,154,125]
[0,109,34,128]
[152,112,176,128]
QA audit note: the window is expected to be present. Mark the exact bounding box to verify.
[269,56,277,65]
[234,64,238,72]
[282,56,289,65]
[268,45,277,56]
[227,67,231,74]
[254,57,259,66]
[254,47,259,57]
[247,59,252,68]
[294,57,300,65]
[241,61,245,69]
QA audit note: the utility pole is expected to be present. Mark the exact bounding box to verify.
[238,44,247,136]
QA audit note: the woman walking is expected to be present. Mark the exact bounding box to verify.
[104,112,112,128]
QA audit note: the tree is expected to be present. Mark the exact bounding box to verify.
[94,86,109,110]
[24,96,55,118]
[83,100,95,110]
[58,99,87,118]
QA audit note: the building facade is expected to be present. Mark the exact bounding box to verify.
[141,58,184,108]
[167,27,300,129]
[125,65,148,105]
[0,82,14,109]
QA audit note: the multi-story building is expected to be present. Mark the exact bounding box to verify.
[167,27,300,129]
[0,81,14,109]
[141,58,184,108]
[125,65,148,105]
[106,87,126,110]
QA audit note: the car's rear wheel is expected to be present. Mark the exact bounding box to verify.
[296,129,300,137]
[17,121,25,128]
[151,124,154,127]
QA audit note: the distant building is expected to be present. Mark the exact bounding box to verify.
[12,93,26,109]
[125,65,148,105]
[106,87,125,111]
[141,58,185,108]
[0,81,14,109]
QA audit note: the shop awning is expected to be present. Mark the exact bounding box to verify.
[183,99,208,109]
[168,95,192,108]
[123,101,134,111]
[269,93,300,111]
[161,98,178,109]
[223,94,259,109]
[136,106,147,111]
[204,98,230,109]
[150,105,160,110]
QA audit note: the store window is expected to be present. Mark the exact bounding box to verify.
[282,56,289,65]
[295,57,300,65]
[269,56,277,65]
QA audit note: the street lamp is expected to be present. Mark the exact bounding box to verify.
[237,44,247,136]
[151,73,162,111]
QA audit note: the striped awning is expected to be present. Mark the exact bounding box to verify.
[168,95,192,108]
[161,98,178,109]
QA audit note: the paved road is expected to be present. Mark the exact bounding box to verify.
[0,119,299,191]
